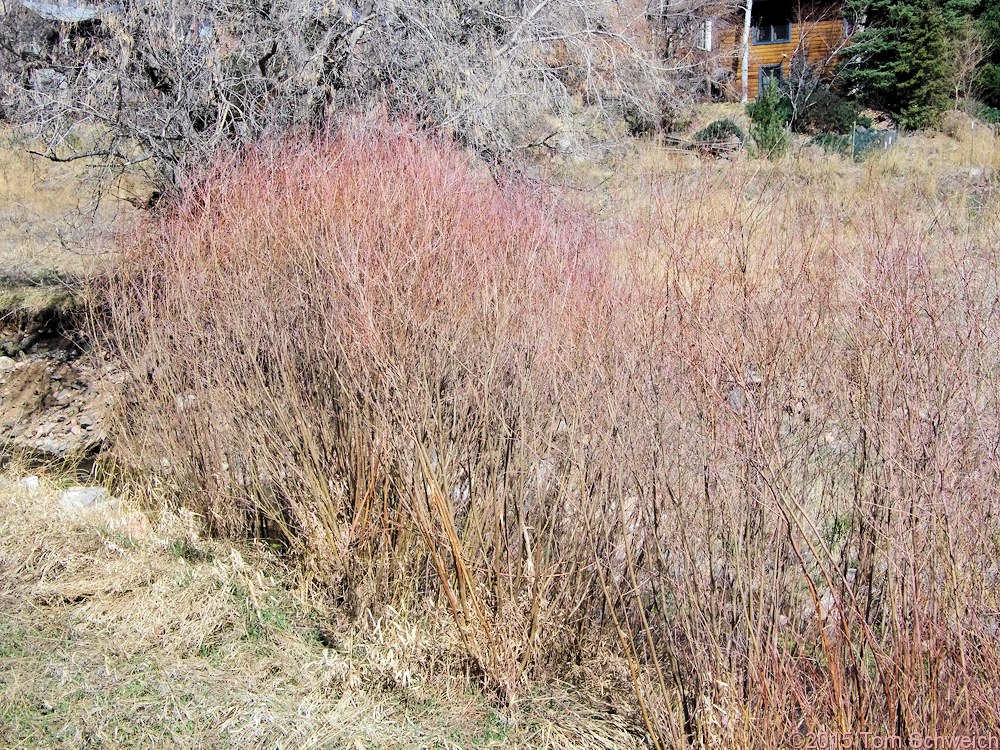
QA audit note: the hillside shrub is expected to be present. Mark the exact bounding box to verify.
[693,118,745,144]
[964,98,1000,125]
[808,128,898,161]
[776,57,855,135]
[793,87,860,134]
[97,118,1000,747]
[692,117,745,156]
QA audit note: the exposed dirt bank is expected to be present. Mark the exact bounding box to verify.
[0,301,114,467]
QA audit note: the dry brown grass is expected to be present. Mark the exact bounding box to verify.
[609,105,1000,181]
[93,118,1000,747]
[0,469,643,749]
[0,127,143,290]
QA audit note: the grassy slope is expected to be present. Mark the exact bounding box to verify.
[0,127,144,320]
[0,473,642,750]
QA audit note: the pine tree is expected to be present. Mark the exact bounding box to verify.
[842,0,977,128]
[746,78,791,158]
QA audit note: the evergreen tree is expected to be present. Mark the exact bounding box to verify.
[974,0,1000,108]
[842,0,976,128]
[746,78,791,158]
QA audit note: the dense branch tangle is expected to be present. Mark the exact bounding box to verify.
[1,0,728,185]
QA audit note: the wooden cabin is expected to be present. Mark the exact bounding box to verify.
[718,1,850,100]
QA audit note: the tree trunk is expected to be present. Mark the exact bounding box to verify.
[741,0,752,103]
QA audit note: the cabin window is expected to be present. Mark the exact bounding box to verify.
[754,21,792,44]
[752,3,792,45]
[758,64,783,95]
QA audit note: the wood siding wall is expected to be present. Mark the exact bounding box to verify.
[721,18,846,100]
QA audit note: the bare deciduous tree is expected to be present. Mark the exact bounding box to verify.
[949,19,989,106]
[740,0,751,102]
[1,0,727,188]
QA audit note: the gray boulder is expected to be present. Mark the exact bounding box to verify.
[59,485,111,510]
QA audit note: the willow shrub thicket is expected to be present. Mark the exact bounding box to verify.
[97,121,1000,747]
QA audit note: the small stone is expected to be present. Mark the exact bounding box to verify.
[18,476,41,491]
[59,486,111,510]
[0,356,15,374]
[39,438,68,456]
